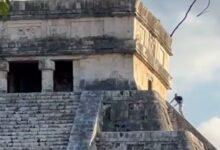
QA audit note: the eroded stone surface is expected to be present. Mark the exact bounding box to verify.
[0,91,216,150]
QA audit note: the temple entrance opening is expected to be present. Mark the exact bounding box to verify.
[8,61,41,93]
[148,80,152,91]
[54,61,73,92]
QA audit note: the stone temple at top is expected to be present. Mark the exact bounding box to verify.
[0,0,216,150]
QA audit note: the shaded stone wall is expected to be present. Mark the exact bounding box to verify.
[135,1,172,53]
[101,91,172,131]
[133,55,170,99]
[8,0,136,19]
[0,17,135,57]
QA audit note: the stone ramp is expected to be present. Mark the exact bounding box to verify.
[0,92,80,150]
[67,91,102,150]
[167,103,217,150]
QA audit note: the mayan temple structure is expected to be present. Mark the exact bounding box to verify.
[0,0,216,150]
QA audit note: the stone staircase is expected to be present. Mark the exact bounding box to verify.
[0,92,80,150]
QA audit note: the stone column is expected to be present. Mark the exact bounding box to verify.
[0,61,9,93]
[73,60,80,91]
[39,59,55,92]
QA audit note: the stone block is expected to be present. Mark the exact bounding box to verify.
[0,61,9,72]
[38,59,55,71]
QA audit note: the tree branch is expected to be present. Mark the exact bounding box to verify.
[197,0,210,17]
[170,0,197,37]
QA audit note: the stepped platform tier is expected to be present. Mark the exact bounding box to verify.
[0,91,216,150]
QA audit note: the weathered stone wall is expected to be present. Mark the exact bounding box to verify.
[0,17,133,41]
[134,19,170,70]
[101,91,172,131]
[134,18,172,92]
[0,37,135,57]
[8,0,136,19]
[0,0,172,56]
[4,0,171,52]
[0,92,80,150]
[96,131,205,150]
[0,17,134,57]
[78,54,135,91]
[133,55,169,99]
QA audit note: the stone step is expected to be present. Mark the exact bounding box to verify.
[0,92,80,149]
[0,144,68,150]
[0,119,75,125]
[0,102,79,107]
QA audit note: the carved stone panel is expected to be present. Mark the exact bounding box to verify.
[6,21,42,40]
[71,20,104,38]
[48,20,70,37]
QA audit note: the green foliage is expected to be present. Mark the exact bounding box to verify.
[0,0,9,16]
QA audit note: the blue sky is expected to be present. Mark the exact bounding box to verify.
[143,0,220,147]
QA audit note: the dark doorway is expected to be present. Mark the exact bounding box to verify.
[54,61,73,92]
[8,62,41,93]
[148,80,152,91]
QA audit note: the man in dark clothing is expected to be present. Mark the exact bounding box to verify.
[170,93,184,116]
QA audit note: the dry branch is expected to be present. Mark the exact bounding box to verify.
[170,0,197,37]
[197,0,210,17]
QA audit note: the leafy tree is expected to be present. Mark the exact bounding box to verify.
[0,0,9,16]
